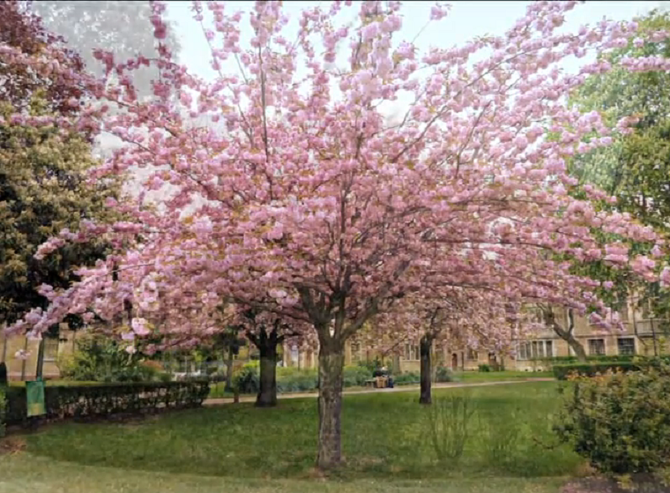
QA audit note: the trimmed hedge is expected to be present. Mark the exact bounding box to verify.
[553,357,670,380]
[541,355,635,365]
[4,380,210,428]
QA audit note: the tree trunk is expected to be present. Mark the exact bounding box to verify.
[419,335,433,405]
[565,335,588,362]
[224,347,234,391]
[316,341,345,470]
[544,307,587,363]
[254,329,279,408]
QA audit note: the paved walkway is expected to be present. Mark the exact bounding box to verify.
[204,378,555,406]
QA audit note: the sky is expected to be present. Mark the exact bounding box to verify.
[63,1,670,203]
[163,0,666,82]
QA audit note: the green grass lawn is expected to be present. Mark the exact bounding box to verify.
[1,381,579,492]
[454,370,554,383]
[0,454,567,493]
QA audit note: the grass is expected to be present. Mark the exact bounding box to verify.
[0,454,567,493]
[8,382,578,483]
[454,370,553,383]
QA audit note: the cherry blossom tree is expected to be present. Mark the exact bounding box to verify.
[4,0,670,470]
[231,306,310,407]
[374,290,532,404]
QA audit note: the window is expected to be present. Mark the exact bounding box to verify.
[516,340,553,360]
[517,342,530,361]
[350,341,361,363]
[588,339,606,356]
[43,337,60,362]
[404,344,420,361]
[617,337,635,356]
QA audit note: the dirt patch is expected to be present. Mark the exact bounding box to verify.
[0,436,27,456]
[562,475,670,493]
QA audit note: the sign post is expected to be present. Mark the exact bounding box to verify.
[26,378,46,417]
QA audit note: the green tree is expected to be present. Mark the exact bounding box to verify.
[569,10,670,349]
[0,2,122,330]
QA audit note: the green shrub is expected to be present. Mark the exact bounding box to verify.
[478,364,491,373]
[435,365,453,383]
[343,366,371,387]
[233,364,377,394]
[394,372,420,385]
[425,394,476,464]
[232,363,260,394]
[481,407,523,469]
[61,334,165,383]
[0,385,6,438]
[4,380,210,428]
[278,368,318,393]
[358,357,383,373]
[554,363,670,479]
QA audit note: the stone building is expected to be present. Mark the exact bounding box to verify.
[0,324,78,381]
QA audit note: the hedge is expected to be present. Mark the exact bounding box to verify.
[533,355,636,366]
[3,380,210,428]
[233,363,452,394]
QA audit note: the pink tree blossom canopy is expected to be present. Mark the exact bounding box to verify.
[4,0,670,352]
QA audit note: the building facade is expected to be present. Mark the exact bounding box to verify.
[0,324,78,381]
[281,299,669,373]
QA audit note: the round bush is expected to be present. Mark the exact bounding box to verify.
[554,362,670,477]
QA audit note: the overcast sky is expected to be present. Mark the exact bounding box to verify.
[94,1,670,204]
[164,1,664,82]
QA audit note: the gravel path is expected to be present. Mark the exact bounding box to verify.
[204,378,555,406]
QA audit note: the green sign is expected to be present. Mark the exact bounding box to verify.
[26,378,46,417]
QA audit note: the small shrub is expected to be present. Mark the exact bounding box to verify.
[554,363,670,479]
[343,366,370,387]
[435,365,453,383]
[358,357,383,373]
[478,364,491,373]
[232,363,260,394]
[157,372,173,383]
[278,369,318,393]
[425,393,476,464]
[394,372,420,385]
[481,407,523,468]
[62,334,165,383]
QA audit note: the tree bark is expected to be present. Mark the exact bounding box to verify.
[224,346,234,391]
[251,327,279,408]
[419,335,433,405]
[316,340,345,470]
[564,333,588,362]
[544,308,587,362]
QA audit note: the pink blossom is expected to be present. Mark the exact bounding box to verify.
[131,318,151,336]
[14,350,30,361]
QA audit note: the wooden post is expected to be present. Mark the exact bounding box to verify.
[20,336,28,381]
[36,337,45,379]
